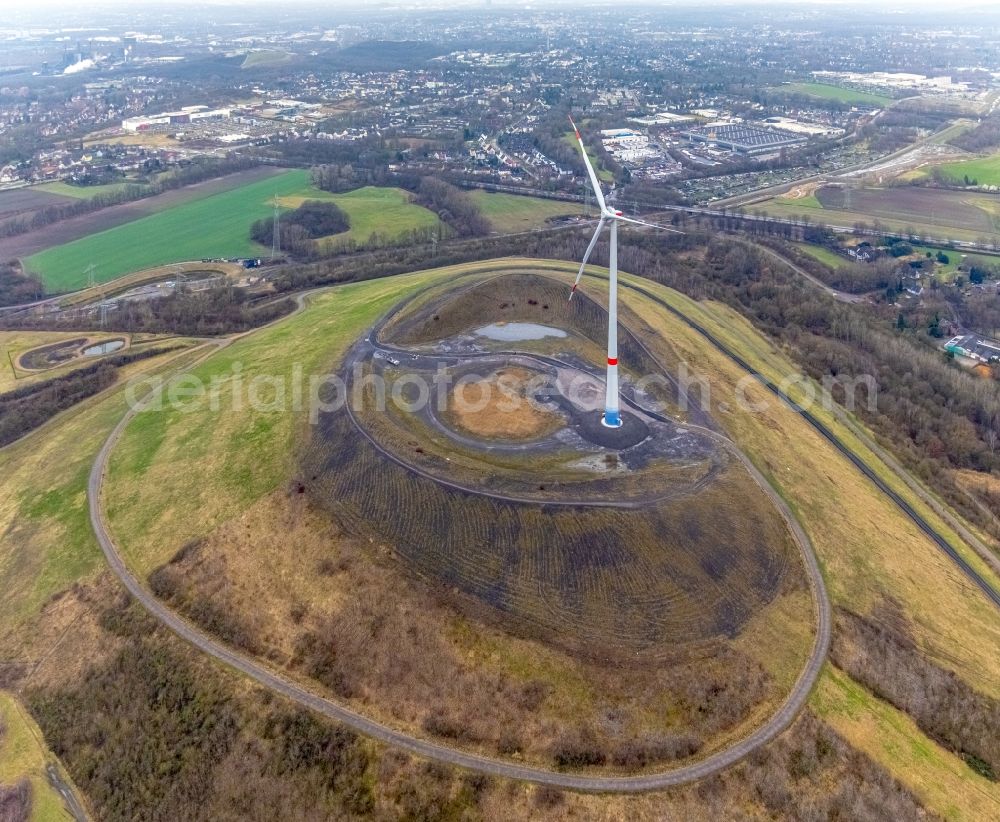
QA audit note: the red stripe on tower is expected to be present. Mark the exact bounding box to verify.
[608,357,618,366]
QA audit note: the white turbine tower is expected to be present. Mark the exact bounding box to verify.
[567,115,681,429]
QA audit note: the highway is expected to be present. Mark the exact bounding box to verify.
[712,107,967,209]
[460,178,1000,255]
[86,281,832,793]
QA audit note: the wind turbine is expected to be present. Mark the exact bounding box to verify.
[567,115,682,429]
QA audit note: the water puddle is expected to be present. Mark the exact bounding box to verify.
[82,339,125,356]
[475,322,567,342]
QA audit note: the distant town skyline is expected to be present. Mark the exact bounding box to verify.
[10,0,1000,11]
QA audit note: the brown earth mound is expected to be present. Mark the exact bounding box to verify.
[446,367,565,441]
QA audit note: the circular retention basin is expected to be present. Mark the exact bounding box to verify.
[82,339,125,357]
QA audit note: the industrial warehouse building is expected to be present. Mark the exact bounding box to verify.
[945,334,1000,363]
[121,106,232,132]
[681,123,808,155]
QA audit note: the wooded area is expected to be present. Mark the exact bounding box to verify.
[251,200,351,258]
[6,287,294,337]
[0,261,43,307]
[0,345,181,447]
[951,113,1000,153]
[832,605,998,780]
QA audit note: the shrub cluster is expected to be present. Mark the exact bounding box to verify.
[6,286,295,337]
[832,607,999,779]
[0,362,116,447]
[0,778,31,822]
[0,345,180,447]
[0,260,43,307]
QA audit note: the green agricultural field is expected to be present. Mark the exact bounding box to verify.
[772,192,822,210]
[24,172,439,291]
[793,242,846,269]
[35,180,142,200]
[242,49,294,68]
[468,190,584,233]
[308,187,440,249]
[779,82,892,107]
[25,170,310,290]
[933,153,1000,187]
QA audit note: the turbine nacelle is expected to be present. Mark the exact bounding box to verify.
[568,209,680,301]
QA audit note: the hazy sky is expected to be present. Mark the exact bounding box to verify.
[8,0,1000,23]
[10,0,1000,7]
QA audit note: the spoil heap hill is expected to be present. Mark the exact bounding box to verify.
[303,270,807,660]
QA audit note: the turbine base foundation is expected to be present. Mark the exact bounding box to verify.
[601,411,622,429]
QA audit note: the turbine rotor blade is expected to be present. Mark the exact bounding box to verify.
[568,115,607,214]
[615,215,684,233]
[570,217,606,299]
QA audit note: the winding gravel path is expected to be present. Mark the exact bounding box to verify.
[87,280,831,793]
[342,346,724,510]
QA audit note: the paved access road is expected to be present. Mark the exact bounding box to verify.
[753,244,863,304]
[87,281,831,793]
[46,763,88,822]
